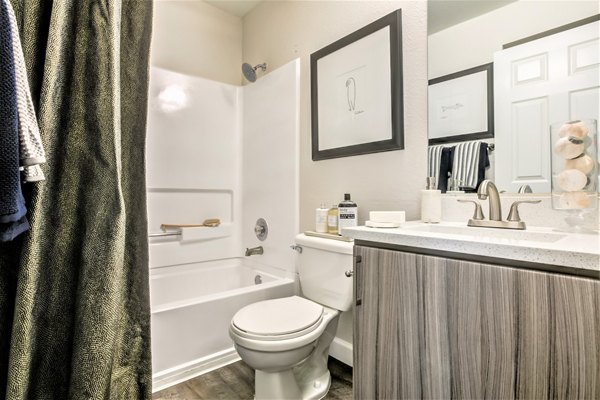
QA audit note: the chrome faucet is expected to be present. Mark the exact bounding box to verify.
[518,184,533,194]
[477,180,502,221]
[458,179,540,230]
[245,246,263,256]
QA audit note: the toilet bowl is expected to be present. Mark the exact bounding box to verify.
[229,234,353,400]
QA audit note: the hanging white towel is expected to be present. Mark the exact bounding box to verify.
[6,0,46,182]
[427,145,444,183]
[452,141,481,189]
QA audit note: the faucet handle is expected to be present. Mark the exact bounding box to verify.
[507,200,541,222]
[457,199,484,220]
[517,184,533,194]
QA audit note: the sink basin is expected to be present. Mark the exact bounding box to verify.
[403,224,567,243]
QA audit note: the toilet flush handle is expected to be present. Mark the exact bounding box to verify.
[345,270,353,277]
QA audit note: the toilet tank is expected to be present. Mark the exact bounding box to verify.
[294,234,354,312]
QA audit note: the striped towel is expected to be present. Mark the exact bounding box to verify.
[427,145,445,186]
[6,0,46,182]
[452,141,483,189]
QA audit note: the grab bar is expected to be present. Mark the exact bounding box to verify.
[161,219,220,230]
[148,218,221,238]
[149,230,181,238]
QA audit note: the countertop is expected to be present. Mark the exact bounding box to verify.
[342,221,600,274]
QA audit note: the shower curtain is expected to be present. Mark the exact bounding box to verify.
[0,1,153,399]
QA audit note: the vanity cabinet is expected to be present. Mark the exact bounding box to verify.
[353,245,600,399]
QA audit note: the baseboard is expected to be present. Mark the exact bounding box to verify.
[152,348,241,393]
[329,337,353,367]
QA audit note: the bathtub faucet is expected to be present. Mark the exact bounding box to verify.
[245,246,264,256]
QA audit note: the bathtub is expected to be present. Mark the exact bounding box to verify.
[150,258,295,392]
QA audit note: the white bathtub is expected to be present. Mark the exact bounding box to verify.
[150,258,295,392]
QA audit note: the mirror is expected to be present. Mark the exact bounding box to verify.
[427,0,599,193]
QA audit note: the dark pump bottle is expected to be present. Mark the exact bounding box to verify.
[338,193,358,229]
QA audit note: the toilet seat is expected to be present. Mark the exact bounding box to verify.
[232,296,324,341]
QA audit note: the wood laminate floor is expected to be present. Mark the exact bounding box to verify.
[153,357,352,400]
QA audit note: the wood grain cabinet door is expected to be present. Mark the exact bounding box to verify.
[354,246,422,399]
[353,246,600,399]
[353,246,379,399]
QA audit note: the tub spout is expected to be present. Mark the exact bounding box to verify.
[245,246,263,256]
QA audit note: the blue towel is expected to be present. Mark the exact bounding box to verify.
[0,0,29,240]
[0,216,30,242]
[476,142,490,191]
[438,147,453,193]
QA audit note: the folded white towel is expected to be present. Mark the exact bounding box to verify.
[7,0,46,182]
[20,164,45,182]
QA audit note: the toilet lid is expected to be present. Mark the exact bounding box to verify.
[232,296,323,336]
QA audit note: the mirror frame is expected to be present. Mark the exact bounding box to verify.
[428,63,494,145]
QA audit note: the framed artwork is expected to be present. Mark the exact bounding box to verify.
[310,9,404,161]
[428,63,494,145]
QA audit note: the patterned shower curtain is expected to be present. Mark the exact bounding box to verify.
[0,1,153,398]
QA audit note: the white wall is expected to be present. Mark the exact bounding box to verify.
[146,67,242,267]
[146,62,301,273]
[243,1,429,232]
[428,0,599,78]
[151,0,243,84]
[242,59,300,274]
[242,0,427,355]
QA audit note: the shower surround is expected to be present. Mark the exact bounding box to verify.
[146,60,300,391]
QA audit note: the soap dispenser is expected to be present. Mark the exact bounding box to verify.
[421,177,442,223]
[327,205,339,235]
[338,193,358,229]
[315,203,328,233]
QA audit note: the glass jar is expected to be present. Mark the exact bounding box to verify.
[550,119,598,232]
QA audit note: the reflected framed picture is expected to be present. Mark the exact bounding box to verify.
[310,9,404,161]
[428,63,494,145]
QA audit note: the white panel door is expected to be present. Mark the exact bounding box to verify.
[495,21,599,192]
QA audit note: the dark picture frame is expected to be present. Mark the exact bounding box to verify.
[428,63,494,145]
[310,9,404,161]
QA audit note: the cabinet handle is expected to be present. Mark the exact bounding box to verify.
[354,255,362,306]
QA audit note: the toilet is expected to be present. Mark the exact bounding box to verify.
[229,233,353,400]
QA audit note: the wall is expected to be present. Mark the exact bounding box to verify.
[242,60,300,274]
[151,0,243,84]
[428,0,599,78]
[146,67,242,268]
[441,193,600,231]
[243,1,429,233]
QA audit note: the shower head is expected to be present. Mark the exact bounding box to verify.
[242,62,267,82]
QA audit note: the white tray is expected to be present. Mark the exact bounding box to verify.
[365,221,402,228]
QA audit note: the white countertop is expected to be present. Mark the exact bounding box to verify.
[342,221,600,273]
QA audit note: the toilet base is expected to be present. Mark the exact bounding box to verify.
[255,369,302,400]
[254,368,331,400]
[299,369,331,400]
[253,310,339,400]
[233,306,341,400]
